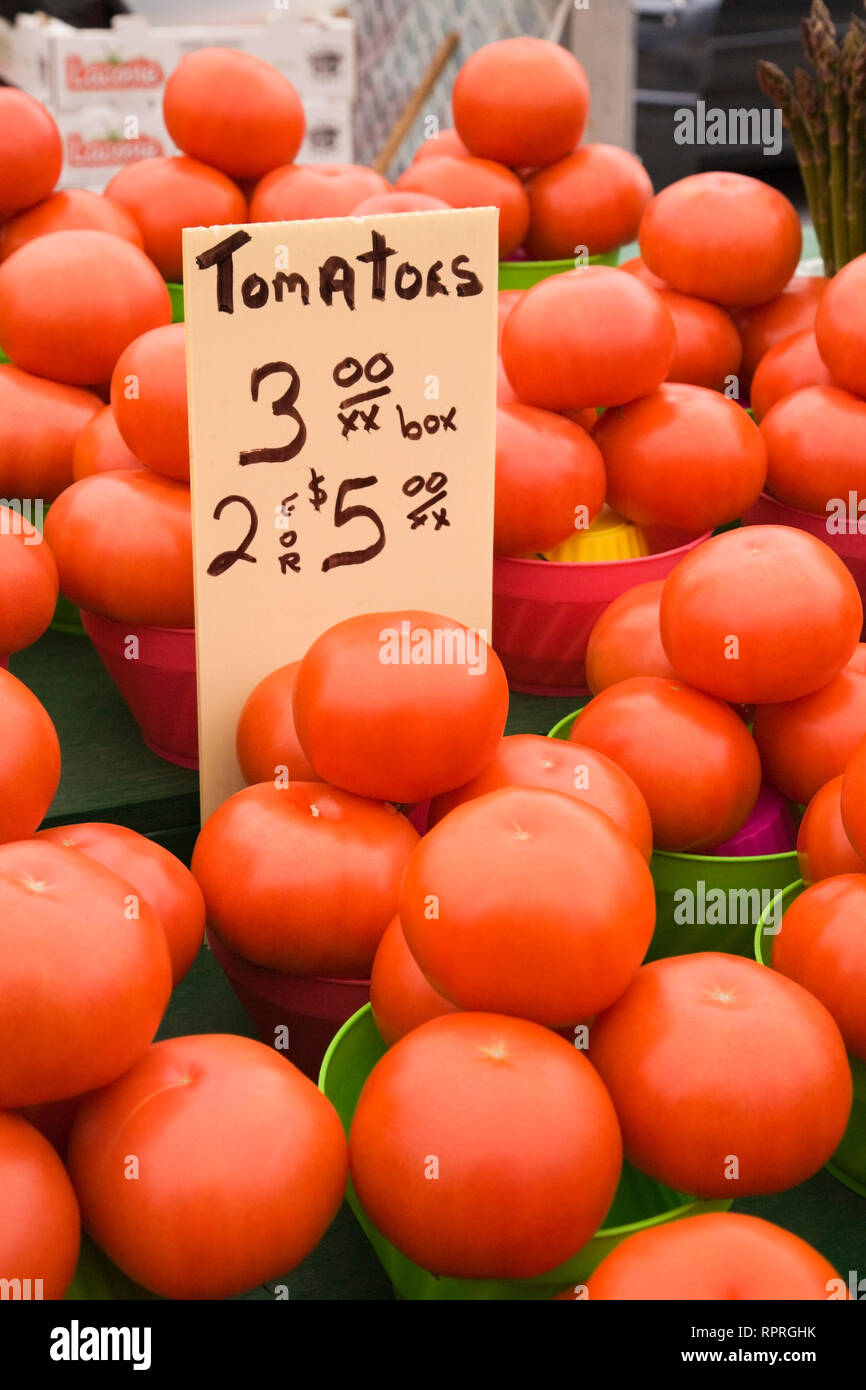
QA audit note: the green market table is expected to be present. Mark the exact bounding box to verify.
[13,628,864,1299]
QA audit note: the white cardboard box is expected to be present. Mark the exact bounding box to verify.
[49,18,179,112]
[55,101,178,192]
[297,97,354,165]
[252,15,356,99]
[7,13,73,104]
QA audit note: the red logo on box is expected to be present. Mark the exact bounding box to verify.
[67,133,164,167]
[65,54,164,92]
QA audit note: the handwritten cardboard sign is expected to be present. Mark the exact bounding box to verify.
[183,208,499,819]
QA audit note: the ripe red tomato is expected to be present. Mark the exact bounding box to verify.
[799,776,866,883]
[0,840,171,1106]
[72,404,139,481]
[595,383,765,532]
[192,781,418,977]
[110,324,189,481]
[657,290,742,391]
[494,403,606,556]
[400,787,655,1025]
[659,526,863,704]
[0,669,60,843]
[67,1033,347,1299]
[293,611,509,803]
[771,875,866,1060]
[349,1012,621,1279]
[0,90,62,218]
[814,252,866,397]
[497,289,523,345]
[754,668,866,805]
[841,734,866,859]
[639,173,802,307]
[351,191,451,215]
[395,156,529,258]
[760,385,866,514]
[427,733,653,860]
[750,329,835,422]
[236,661,321,786]
[0,1111,80,1300]
[619,255,669,291]
[497,357,519,405]
[585,580,678,694]
[105,157,247,283]
[43,470,193,628]
[163,48,306,181]
[0,364,101,501]
[250,163,391,222]
[733,275,828,390]
[579,1212,844,1301]
[501,266,676,411]
[525,145,653,260]
[572,676,761,852]
[0,507,58,655]
[370,915,459,1045]
[411,129,471,163]
[589,952,852,1197]
[0,189,143,263]
[36,822,205,985]
[0,230,171,387]
[452,37,589,170]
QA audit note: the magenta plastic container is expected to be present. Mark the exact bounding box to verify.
[743,493,866,624]
[80,610,198,769]
[207,928,370,1081]
[492,527,711,695]
[709,783,799,857]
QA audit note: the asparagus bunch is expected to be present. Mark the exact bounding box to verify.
[757,0,866,275]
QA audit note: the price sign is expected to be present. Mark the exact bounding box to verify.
[183,208,499,818]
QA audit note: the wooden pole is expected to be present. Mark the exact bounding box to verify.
[373,31,460,176]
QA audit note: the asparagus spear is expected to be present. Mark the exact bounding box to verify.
[815,19,849,269]
[794,65,835,269]
[845,42,866,258]
[758,62,826,256]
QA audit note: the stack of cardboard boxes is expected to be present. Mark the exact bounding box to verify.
[0,11,356,191]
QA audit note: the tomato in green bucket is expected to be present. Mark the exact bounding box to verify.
[497,247,619,292]
[167,282,184,323]
[318,1004,729,1301]
[755,882,866,1200]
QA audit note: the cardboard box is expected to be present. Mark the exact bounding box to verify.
[55,102,177,192]
[253,15,356,99]
[297,97,354,165]
[7,13,73,104]
[49,17,179,112]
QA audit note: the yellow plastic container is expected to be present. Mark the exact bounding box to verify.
[543,506,650,564]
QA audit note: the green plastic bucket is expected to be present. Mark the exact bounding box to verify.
[318,1004,730,1301]
[497,247,620,292]
[167,282,184,323]
[756,882,866,1199]
[65,1235,157,1301]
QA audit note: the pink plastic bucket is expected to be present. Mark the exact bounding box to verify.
[492,526,711,695]
[80,610,198,769]
[743,493,866,624]
[710,783,798,857]
[207,928,370,1081]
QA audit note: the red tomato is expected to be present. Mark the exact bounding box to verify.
[501,266,676,411]
[659,526,863,704]
[750,329,835,422]
[754,668,866,805]
[589,952,852,1197]
[0,1111,80,1300]
[572,676,761,852]
[105,157,247,283]
[110,324,189,481]
[192,781,418,977]
[411,129,471,163]
[0,840,171,1106]
[619,255,669,291]
[771,875,866,1060]
[250,163,390,222]
[0,507,58,655]
[427,733,653,860]
[0,90,62,218]
[236,660,321,786]
[0,669,60,843]
[815,252,866,396]
[67,1033,347,1299]
[72,404,139,481]
[657,290,742,391]
[293,611,509,803]
[760,384,866,514]
[585,580,678,693]
[349,1012,621,1279]
[163,48,306,181]
[494,402,606,556]
[0,364,101,501]
[400,787,655,1025]
[733,275,828,390]
[452,37,589,169]
[395,156,529,258]
[841,734,866,859]
[799,776,866,883]
[580,1212,845,1301]
[0,189,143,263]
[370,915,459,1045]
[351,191,451,215]
[17,1095,84,1161]
[639,173,802,308]
[849,643,866,673]
[0,230,171,386]
[595,383,765,532]
[525,145,653,260]
[497,357,519,405]
[497,289,523,346]
[44,470,193,628]
[36,822,205,985]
